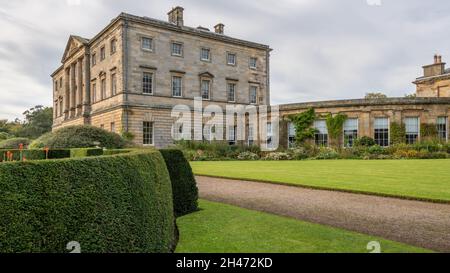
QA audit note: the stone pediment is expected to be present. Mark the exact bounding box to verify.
[61,35,89,63]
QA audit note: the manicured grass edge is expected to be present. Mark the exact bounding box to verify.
[195,174,450,205]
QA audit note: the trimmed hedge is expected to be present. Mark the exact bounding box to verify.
[70,148,104,158]
[0,138,31,149]
[103,149,136,156]
[30,125,127,149]
[160,149,198,217]
[0,150,175,253]
[0,149,71,162]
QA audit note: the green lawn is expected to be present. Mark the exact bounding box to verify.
[191,160,450,202]
[176,200,430,253]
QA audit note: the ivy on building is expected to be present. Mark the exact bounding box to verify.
[288,108,316,144]
[420,123,438,141]
[390,122,406,145]
[325,113,347,148]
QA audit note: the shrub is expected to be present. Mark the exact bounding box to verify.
[0,150,175,253]
[70,148,104,158]
[160,149,198,217]
[263,152,292,161]
[390,122,406,145]
[354,136,376,147]
[288,147,309,160]
[103,149,135,156]
[237,151,259,160]
[0,132,11,140]
[315,147,339,160]
[30,125,127,149]
[0,138,30,149]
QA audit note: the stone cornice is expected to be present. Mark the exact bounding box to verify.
[279,97,450,111]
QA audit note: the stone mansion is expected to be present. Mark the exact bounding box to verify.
[52,7,450,148]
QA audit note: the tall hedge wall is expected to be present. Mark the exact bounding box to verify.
[160,149,198,217]
[0,150,175,253]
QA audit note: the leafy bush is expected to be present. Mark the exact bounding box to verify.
[263,152,292,161]
[0,132,11,140]
[354,136,376,147]
[30,125,127,149]
[287,147,309,160]
[0,150,175,253]
[315,147,339,160]
[103,149,135,156]
[160,149,198,217]
[237,151,259,160]
[390,122,406,145]
[0,138,30,149]
[70,148,104,158]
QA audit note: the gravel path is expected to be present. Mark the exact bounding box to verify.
[196,176,450,252]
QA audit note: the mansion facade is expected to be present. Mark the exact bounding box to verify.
[52,7,450,148]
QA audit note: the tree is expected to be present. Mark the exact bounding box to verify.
[404,93,417,99]
[365,92,387,99]
[16,105,53,139]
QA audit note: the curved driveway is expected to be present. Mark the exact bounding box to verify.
[196,176,450,252]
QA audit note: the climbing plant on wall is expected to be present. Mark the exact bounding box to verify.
[288,108,316,144]
[390,122,406,145]
[325,113,348,148]
[420,123,438,141]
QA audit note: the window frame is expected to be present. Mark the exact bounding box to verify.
[141,36,154,52]
[142,72,154,95]
[249,85,258,104]
[111,73,117,96]
[227,82,236,102]
[227,52,237,66]
[92,82,97,103]
[201,79,211,100]
[91,53,97,66]
[249,57,257,69]
[100,78,106,100]
[143,121,154,146]
[171,76,183,97]
[200,48,211,62]
[171,42,183,57]
[314,120,329,147]
[100,46,106,61]
[343,118,359,148]
[110,39,117,55]
[404,117,420,145]
[374,117,390,147]
[437,116,448,142]
[288,122,296,149]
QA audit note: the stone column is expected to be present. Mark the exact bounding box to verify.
[77,58,83,116]
[70,63,76,117]
[82,53,91,118]
[64,67,71,119]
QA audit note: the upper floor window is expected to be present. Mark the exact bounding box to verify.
[201,48,210,61]
[405,117,419,144]
[374,117,389,147]
[227,83,236,102]
[92,82,97,103]
[143,72,153,94]
[141,37,153,51]
[249,86,257,104]
[437,117,448,141]
[100,46,106,61]
[344,118,358,147]
[172,76,182,97]
[201,80,210,100]
[171,42,183,56]
[54,80,58,91]
[111,73,117,96]
[227,53,236,65]
[314,120,328,147]
[110,39,117,54]
[249,57,257,69]
[91,53,96,66]
[101,78,106,100]
[59,77,62,88]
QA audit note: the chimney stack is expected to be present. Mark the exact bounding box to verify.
[423,54,446,77]
[214,23,224,34]
[168,6,184,27]
[437,55,442,64]
[434,54,439,64]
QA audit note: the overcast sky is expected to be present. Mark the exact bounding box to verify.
[1,0,449,120]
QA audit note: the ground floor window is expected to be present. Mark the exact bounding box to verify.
[266,122,274,149]
[374,117,389,147]
[143,121,154,145]
[343,118,358,147]
[405,117,419,144]
[437,117,448,141]
[228,125,237,145]
[203,124,212,142]
[314,120,328,147]
[247,124,255,146]
[288,122,296,148]
[110,122,115,133]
